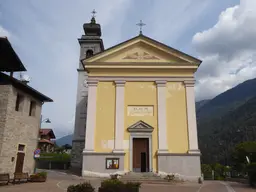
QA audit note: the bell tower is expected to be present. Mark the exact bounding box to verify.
[71,11,104,174]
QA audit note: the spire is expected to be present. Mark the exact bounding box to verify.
[83,9,102,37]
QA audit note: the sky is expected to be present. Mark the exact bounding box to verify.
[1,0,256,138]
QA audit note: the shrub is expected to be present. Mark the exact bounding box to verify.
[216,176,225,181]
[39,152,71,162]
[247,163,256,187]
[124,182,141,192]
[110,174,119,180]
[201,164,212,179]
[37,171,47,178]
[99,179,141,192]
[165,174,175,182]
[30,171,47,182]
[67,182,95,192]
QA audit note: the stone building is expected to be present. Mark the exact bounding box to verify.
[72,15,202,181]
[0,37,52,176]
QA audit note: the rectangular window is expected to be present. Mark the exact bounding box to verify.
[29,101,36,116]
[18,144,25,151]
[15,94,24,111]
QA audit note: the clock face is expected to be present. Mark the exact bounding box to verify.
[83,80,88,88]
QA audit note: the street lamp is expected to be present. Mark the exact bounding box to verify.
[42,118,51,123]
[34,116,51,173]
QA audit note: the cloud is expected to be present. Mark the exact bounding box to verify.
[1,0,132,138]
[193,0,256,100]
[0,26,10,37]
[146,0,214,44]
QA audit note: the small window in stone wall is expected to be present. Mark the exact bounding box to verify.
[15,94,24,111]
[29,101,36,116]
[18,144,25,151]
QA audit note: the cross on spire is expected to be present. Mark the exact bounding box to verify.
[91,9,97,18]
[136,20,146,35]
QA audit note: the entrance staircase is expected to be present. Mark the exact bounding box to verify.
[120,172,166,182]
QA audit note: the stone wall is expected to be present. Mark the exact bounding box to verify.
[0,85,42,177]
[70,140,84,175]
[82,152,125,177]
[157,153,201,181]
[0,85,11,166]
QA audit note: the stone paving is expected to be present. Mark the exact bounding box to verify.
[0,170,254,192]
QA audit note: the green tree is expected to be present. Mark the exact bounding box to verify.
[232,141,256,172]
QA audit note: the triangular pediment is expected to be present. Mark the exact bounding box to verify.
[83,35,201,65]
[127,120,154,133]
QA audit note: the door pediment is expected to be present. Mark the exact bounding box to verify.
[127,120,154,133]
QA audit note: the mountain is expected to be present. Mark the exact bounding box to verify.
[55,134,73,146]
[197,78,256,121]
[199,95,256,164]
[196,99,210,111]
[197,77,256,164]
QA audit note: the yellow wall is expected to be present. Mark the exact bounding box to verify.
[94,82,116,152]
[93,81,189,170]
[124,82,158,171]
[166,82,189,153]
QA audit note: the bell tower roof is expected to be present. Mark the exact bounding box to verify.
[83,10,102,37]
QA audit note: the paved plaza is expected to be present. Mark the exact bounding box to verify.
[0,170,254,192]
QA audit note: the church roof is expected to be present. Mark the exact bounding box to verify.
[82,34,202,65]
[0,37,27,72]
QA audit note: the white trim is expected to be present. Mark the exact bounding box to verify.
[113,81,125,153]
[156,81,168,152]
[88,76,194,82]
[129,133,152,172]
[184,81,200,153]
[83,81,98,152]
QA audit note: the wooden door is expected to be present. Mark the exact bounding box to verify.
[133,138,149,172]
[15,152,25,173]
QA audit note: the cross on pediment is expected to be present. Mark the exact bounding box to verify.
[127,120,154,133]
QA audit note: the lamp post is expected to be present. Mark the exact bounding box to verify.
[34,116,51,173]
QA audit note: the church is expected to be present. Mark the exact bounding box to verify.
[71,13,202,181]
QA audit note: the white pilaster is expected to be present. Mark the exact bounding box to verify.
[184,80,200,154]
[83,80,98,152]
[113,80,126,153]
[156,81,168,153]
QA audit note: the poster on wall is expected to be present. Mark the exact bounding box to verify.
[106,158,119,169]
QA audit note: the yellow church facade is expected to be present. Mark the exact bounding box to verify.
[81,34,202,180]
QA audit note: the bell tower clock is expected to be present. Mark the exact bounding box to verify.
[71,10,104,174]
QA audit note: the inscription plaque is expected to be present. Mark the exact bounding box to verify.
[127,106,153,116]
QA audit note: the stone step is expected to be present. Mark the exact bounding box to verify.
[120,172,165,181]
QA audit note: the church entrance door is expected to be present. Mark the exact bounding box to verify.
[133,138,149,172]
[15,152,25,173]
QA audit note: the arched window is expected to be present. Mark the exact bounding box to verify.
[86,49,93,58]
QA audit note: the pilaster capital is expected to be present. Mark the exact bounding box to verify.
[87,80,98,87]
[115,80,126,87]
[183,80,196,87]
[155,80,167,87]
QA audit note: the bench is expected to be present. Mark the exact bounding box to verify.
[13,172,29,184]
[0,173,10,185]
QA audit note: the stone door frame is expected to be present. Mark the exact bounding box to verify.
[129,133,152,172]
